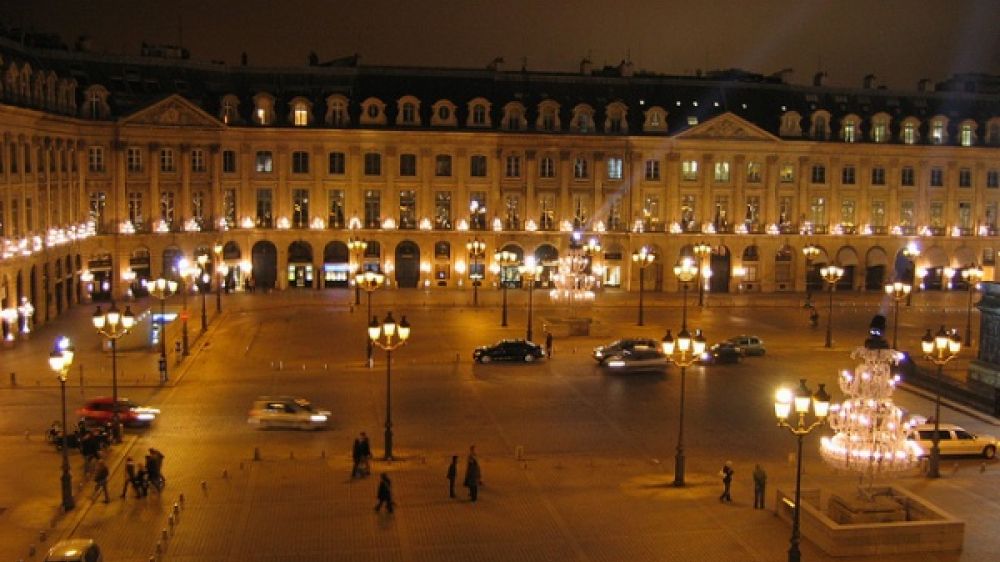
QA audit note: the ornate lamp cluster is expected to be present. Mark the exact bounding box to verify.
[549,233,600,304]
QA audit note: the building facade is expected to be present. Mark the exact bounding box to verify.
[2,37,1000,336]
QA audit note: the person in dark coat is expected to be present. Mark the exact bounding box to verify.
[374,473,394,513]
[753,464,767,509]
[146,448,165,492]
[545,332,553,357]
[463,446,482,502]
[92,460,110,503]
[120,457,140,498]
[351,435,363,478]
[719,460,734,503]
[358,433,372,476]
[446,456,458,498]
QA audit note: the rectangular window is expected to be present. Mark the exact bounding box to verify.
[191,190,205,225]
[88,146,104,172]
[399,154,417,177]
[642,194,660,229]
[871,167,886,186]
[191,149,205,172]
[608,199,623,231]
[988,170,999,189]
[930,167,944,187]
[681,195,696,230]
[292,151,310,174]
[470,155,487,177]
[901,166,915,187]
[681,160,698,181]
[570,193,589,229]
[871,200,886,227]
[931,122,945,144]
[128,191,144,226]
[255,151,273,173]
[811,164,826,183]
[714,161,731,182]
[574,157,588,179]
[841,165,856,185]
[222,150,237,173]
[873,123,887,143]
[843,122,856,143]
[779,163,794,182]
[255,189,273,228]
[746,162,762,183]
[327,190,345,228]
[470,191,487,230]
[961,125,974,147]
[539,157,555,178]
[929,201,944,227]
[505,194,521,230]
[959,168,972,188]
[364,153,382,176]
[841,198,856,226]
[436,155,453,177]
[900,200,915,228]
[8,145,16,173]
[505,155,521,178]
[607,157,623,180]
[539,193,555,230]
[713,195,729,228]
[434,191,452,229]
[987,203,998,229]
[24,197,32,231]
[293,107,309,127]
[645,159,660,181]
[10,199,18,233]
[160,149,175,173]
[745,195,760,225]
[810,196,827,225]
[292,189,309,228]
[328,152,346,175]
[127,147,142,173]
[400,190,418,228]
[779,196,793,228]
[223,189,236,226]
[959,201,973,229]
[364,191,381,228]
[159,191,175,224]
[903,123,916,145]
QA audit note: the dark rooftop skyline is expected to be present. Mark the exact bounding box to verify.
[4,0,1000,89]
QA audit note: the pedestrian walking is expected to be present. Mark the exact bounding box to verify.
[545,331,553,357]
[446,455,458,498]
[374,473,394,513]
[463,445,482,502]
[120,457,140,498]
[92,460,110,503]
[359,432,372,476]
[753,464,767,509]
[351,435,364,478]
[146,448,165,492]
[134,463,149,497]
[719,460,734,503]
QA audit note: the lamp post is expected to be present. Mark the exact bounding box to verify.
[802,244,820,302]
[496,250,518,327]
[368,312,411,460]
[884,281,912,350]
[920,326,962,478]
[662,327,706,487]
[962,265,983,347]
[92,302,136,442]
[774,379,831,562]
[519,257,544,341]
[18,297,34,335]
[632,246,655,326]
[148,278,178,383]
[820,264,844,348]
[673,258,698,331]
[49,336,76,512]
[693,242,712,307]
[121,269,136,300]
[196,254,210,333]
[467,237,486,307]
[903,243,920,306]
[348,237,367,305]
[356,269,385,366]
[177,259,194,356]
[213,242,224,313]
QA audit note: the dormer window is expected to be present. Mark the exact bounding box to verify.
[368,106,378,118]
[473,105,486,125]
[221,95,239,124]
[930,118,947,144]
[537,101,560,132]
[401,103,416,124]
[87,91,100,119]
[871,113,890,143]
[902,121,917,144]
[780,111,802,137]
[604,102,628,134]
[361,98,387,125]
[642,106,668,133]
[80,85,110,120]
[960,122,976,147]
[293,107,308,126]
[843,121,856,143]
[253,93,275,126]
[325,94,350,127]
[571,104,595,133]
[430,100,457,127]
[810,111,830,139]
[438,106,450,120]
[467,98,492,127]
[502,102,526,131]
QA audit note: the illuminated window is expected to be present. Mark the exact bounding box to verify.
[293,107,309,126]
[645,160,660,181]
[607,157,623,180]
[931,121,945,144]
[746,162,761,183]
[779,163,794,182]
[681,160,698,181]
[903,122,917,145]
[255,151,273,173]
[539,157,555,179]
[960,124,974,147]
[714,161,730,182]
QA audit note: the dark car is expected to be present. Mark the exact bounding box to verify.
[474,339,546,363]
[700,343,742,365]
[77,397,160,427]
[593,338,659,364]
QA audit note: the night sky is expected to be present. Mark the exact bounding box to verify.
[4,0,999,89]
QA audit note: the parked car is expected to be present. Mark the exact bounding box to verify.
[44,539,102,562]
[700,343,742,365]
[76,397,159,427]
[906,423,997,459]
[601,347,670,373]
[474,339,545,363]
[593,338,659,364]
[248,396,330,430]
[727,335,766,356]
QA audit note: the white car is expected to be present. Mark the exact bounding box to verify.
[248,396,330,430]
[906,423,997,459]
[601,347,670,373]
[45,539,102,562]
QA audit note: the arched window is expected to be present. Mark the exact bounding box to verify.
[252,92,275,125]
[642,106,667,132]
[325,94,350,127]
[930,116,948,144]
[502,102,526,131]
[466,97,491,127]
[289,97,312,127]
[360,97,387,125]
[810,111,830,139]
[397,96,421,126]
[220,94,240,124]
[571,104,595,133]
[536,100,561,131]
[604,102,628,134]
[840,114,860,143]
[870,113,891,143]
[780,111,802,137]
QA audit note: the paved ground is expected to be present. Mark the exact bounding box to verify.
[1,287,997,562]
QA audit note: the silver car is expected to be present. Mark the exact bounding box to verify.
[727,335,765,356]
[248,396,331,430]
[593,338,659,364]
[45,539,102,562]
[601,347,670,373]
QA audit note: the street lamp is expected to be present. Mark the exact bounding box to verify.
[693,242,712,307]
[903,243,920,306]
[519,257,544,341]
[884,281,912,350]
[632,246,655,326]
[92,302,136,442]
[48,336,76,512]
[820,264,844,348]
[673,258,698,330]
[368,312,411,460]
[148,278,178,383]
[121,269,136,300]
[177,258,195,356]
[213,242,224,313]
[356,269,385,366]
[962,265,983,347]
[18,297,34,334]
[196,254,210,333]
[920,326,962,478]
[348,237,367,305]
[0,306,17,341]
[467,237,486,307]
[495,250,518,327]
[662,327,706,487]
[80,270,94,302]
[774,379,831,562]
[802,244,820,302]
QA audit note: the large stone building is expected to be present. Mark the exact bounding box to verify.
[2,34,1000,335]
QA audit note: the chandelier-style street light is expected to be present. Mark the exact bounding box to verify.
[495,250,519,327]
[368,312,411,460]
[920,326,962,478]
[820,264,844,348]
[213,242,225,313]
[49,336,76,512]
[662,327,706,487]
[802,244,820,301]
[902,243,920,306]
[548,233,600,312]
[632,246,655,326]
[467,237,486,307]
[92,302,136,442]
[961,265,983,347]
[356,269,385,366]
[884,281,912,350]
[692,242,712,307]
[673,258,698,330]
[147,277,178,383]
[348,237,368,305]
[519,256,544,341]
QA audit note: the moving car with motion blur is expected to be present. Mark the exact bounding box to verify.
[592,338,659,365]
[700,343,742,365]
[248,396,331,430]
[44,539,102,562]
[76,397,159,427]
[473,339,545,363]
[906,423,997,459]
[600,346,670,373]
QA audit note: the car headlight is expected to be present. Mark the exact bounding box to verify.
[310,414,328,422]
[594,349,604,357]
[701,352,711,360]
[607,359,625,368]
[136,413,156,421]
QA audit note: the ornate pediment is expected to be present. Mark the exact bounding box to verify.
[676,112,779,142]
[120,94,223,128]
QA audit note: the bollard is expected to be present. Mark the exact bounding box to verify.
[28,545,35,556]
[24,430,30,440]
[150,557,156,562]
[456,353,460,362]
[324,363,328,370]
[161,528,169,541]
[302,364,306,370]
[173,502,180,515]
[515,445,524,461]
[981,462,988,473]
[155,541,162,554]
[201,480,207,490]
[222,469,228,478]
[168,514,174,528]
[179,493,185,505]
[10,371,16,385]
[39,530,47,542]
[253,447,261,461]
[278,361,283,370]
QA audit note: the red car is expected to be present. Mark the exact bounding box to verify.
[77,397,160,427]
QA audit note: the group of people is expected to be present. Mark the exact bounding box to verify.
[719,461,769,510]
[371,444,484,515]
[350,432,372,478]
[91,448,166,503]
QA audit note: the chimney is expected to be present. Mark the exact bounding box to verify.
[813,72,827,87]
[580,57,593,75]
[917,78,931,92]
[619,58,634,78]
[487,57,504,71]
[863,74,877,89]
